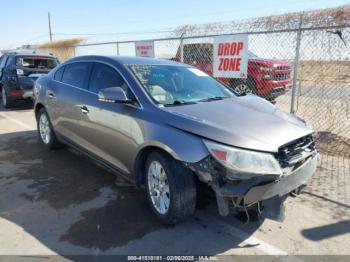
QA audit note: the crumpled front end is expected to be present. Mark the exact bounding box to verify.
[186,134,318,222]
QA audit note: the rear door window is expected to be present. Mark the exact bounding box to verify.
[54,66,65,81]
[16,56,58,70]
[62,62,91,89]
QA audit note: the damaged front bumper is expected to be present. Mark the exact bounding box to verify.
[187,150,318,221]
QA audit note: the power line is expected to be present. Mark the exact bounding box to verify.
[52,29,174,36]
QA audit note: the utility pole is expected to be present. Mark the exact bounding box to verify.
[48,12,53,41]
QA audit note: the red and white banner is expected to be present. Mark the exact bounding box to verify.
[213,35,248,78]
[135,41,155,58]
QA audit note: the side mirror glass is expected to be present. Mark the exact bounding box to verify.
[98,86,132,104]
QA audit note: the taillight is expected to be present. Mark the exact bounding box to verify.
[10,90,21,97]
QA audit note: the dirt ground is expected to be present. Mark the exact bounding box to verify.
[0,102,349,260]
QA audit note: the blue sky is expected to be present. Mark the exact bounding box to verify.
[0,0,349,49]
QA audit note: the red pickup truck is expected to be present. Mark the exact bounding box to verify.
[174,43,292,101]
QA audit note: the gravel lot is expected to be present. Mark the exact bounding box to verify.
[0,101,349,260]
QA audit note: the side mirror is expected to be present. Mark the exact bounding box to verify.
[98,86,133,104]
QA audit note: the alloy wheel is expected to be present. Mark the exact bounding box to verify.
[147,160,170,215]
[234,84,252,95]
[39,113,51,144]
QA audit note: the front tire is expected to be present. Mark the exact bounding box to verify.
[36,108,62,149]
[145,151,196,224]
[230,78,256,96]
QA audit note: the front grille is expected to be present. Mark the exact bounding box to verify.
[274,73,290,81]
[277,135,316,168]
[276,66,291,70]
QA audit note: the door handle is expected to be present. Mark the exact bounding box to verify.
[80,105,89,114]
[47,92,56,99]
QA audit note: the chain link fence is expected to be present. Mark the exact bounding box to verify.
[73,27,350,144]
[72,22,350,213]
[73,26,350,144]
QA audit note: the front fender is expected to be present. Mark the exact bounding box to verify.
[131,124,209,185]
[136,125,209,164]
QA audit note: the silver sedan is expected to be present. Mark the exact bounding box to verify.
[34,55,318,224]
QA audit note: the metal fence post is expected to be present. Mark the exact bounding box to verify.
[290,14,303,114]
[116,42,120,56]
[180,33,185,63]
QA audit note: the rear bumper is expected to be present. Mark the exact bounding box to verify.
[21,90,34,99]
[7,88,34,101]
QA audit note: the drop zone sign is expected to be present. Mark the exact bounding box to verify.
[213,35,248,78]
[135,41,155,58]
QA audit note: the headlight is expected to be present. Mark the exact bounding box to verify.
[203,140,282,175]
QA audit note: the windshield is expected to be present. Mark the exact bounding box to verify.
[128,65,235,106]
[16,56,58,70]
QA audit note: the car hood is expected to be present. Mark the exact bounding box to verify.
[249,58,290,66]
[162,95,313,152]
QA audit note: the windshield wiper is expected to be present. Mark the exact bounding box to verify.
[163,100,197,107]
[198,96,227,102]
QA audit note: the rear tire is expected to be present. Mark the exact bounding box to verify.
[145,151,196,224]
[1,87,15,109]
[36,108,63,149]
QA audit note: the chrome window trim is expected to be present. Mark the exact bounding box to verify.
[52,60,143,109]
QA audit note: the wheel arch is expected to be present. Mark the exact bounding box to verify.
[34,103,46,119]
[133,136,208,186]
[229,76,256,86]
[229,76,257,95]
[133,143,181,186]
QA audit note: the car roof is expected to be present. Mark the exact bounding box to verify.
[4,49,56,58]
[69,55,186,66]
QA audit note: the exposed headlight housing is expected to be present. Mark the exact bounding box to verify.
[203,140,282,176]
